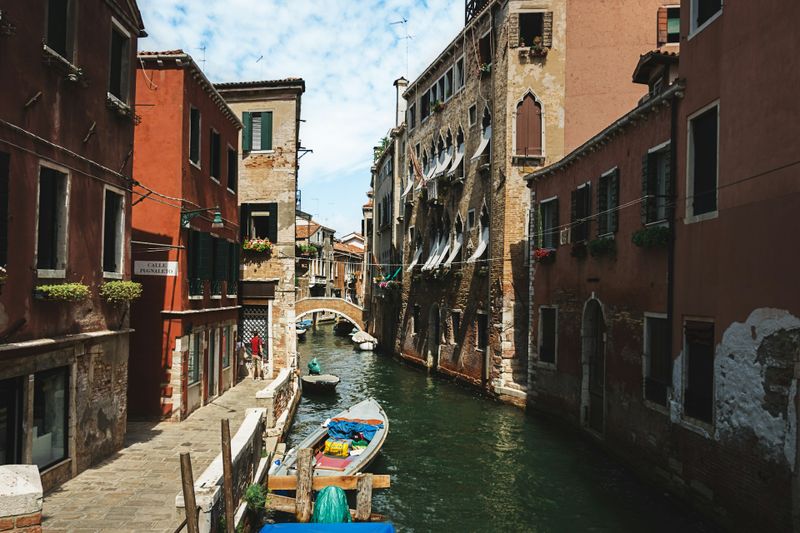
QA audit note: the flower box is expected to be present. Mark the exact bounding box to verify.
[243,238,273,254]
[33,283,90,302]
[100,280,143,303]
[533,248,556,264]
[588,237,616,258]
[632,226,671,249]
[479,63,492,77]
[432,100,446,113]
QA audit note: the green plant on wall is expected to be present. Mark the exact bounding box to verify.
[245,483,267,512]
[588,237,616,258]
[34,282,90,301]
[99,280,143,303]
[632,226,671,248]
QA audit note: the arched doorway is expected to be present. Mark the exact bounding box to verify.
[581,299,606,434]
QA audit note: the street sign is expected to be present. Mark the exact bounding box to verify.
[134,261,178,276]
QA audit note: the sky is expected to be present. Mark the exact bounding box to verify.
[137,0,465,236]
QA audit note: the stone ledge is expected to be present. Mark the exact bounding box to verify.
[0,465,43,517]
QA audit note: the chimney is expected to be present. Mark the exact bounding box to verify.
[393,77,409,128]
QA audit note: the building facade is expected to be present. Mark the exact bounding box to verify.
[333,241,364,305]
[295,215,335,300]
[215,79,305,377]
[131,51,241,421]
[0,0,144,491]
[526,0,800,529]
[396,0,671,404]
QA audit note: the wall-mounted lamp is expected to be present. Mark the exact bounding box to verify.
[181,206,223,229]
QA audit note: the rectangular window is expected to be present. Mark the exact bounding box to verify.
[227,241,239,295]
[408,103,416,130]
[467,209,475,233]
[223,326,232,367]
[209,130,221,180]
[518,12,544,47]
[420,91,430,121]
[479,33,492,66]
[227,147,237,192]
[454,57,464,91]
[242,112,273,151]
[212,238,227,295]
[102,189,124,274]
[0,152,8,272]
[468,105,477,126]
[189,108,201,165]
[46,0,75,61]
[241,203,278,243]
[444,69,453,100]
[108,21,131,103]
[187,230,201,296]
[539,198,559,249]
[692,0,721,31]
[451,311,461,343]
[689,105,718,217]
[37,166,68,272]
[0,377,23,464]
[667,7,680,43]
[539,307,557,364]
[597,170,619,236]
[644,147,670,224]
[32,367,68,470]
[412,305,420,335]
[684,320,714,423]
[188,333,201,385]
[644,316,671,406]
[477,313,488,352]
[571,183,591,243]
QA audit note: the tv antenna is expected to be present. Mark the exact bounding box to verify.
[196,44,207,69]
[390,17,412,78]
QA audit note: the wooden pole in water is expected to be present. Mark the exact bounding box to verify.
[179,452,200,533]
[296,448,314,522]
[221,419,235,533]
[355,473,373,521]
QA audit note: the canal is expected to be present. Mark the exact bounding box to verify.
[289,326,716,532]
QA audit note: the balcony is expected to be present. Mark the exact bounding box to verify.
[211,280,222,297]
[426,176,441,204]
[188,278,204,297]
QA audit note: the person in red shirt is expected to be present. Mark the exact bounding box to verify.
[250,331,264,380]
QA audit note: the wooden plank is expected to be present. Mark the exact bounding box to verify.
[221,419,235,533]
[179,453,199,533]
[296,448,313,522]
[355,473,373,521]
[266,494,387,523]
[268,474,391,491]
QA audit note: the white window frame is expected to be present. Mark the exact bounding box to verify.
[468,104,478,127]
[189,106,202,169]
[43,0,77,66]
[646,140,672,227]
[35,160,71,278]
[536,305,558,368]
[475,310,488,353]
[249,110,275,154]
[688,0,722,39]
[685,100,720,224]
[108,17,132,105]
[539,195,558,249]
[511,90,546,159]
[453,55,465,94]
[642,312,670,414]
[680,316,716,436]
[209,128,221,183]
[597,167,618,238]
[101,184,126,279]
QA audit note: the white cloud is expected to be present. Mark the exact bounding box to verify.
[138,0,463,234]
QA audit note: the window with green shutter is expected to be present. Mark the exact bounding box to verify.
[643,147,670,225]
[242,111,273,152]
[198,232,212,281]
[227,241,239,295]
[597,169,619,236]
[213,238,228,281]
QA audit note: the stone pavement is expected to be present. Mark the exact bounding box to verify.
[43,378,269,533]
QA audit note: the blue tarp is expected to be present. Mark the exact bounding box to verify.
[260,524,395,533]
[326,420,384,442]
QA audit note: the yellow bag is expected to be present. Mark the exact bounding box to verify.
[323,439,350,458]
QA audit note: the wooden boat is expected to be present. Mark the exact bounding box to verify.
[270,398,388,477]
[296,327,307,339]
[351,331,377,352]
[301,374,340,394]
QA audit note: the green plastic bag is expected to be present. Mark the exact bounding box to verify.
[308,358,322,375]
[312,486,352,523]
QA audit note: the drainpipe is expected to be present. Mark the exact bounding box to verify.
[484,6,495,388]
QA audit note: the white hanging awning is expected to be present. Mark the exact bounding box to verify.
[467,226,489,263]
[444,233,463,267]
[448,145,465,175]
[422,235,443,270]
[432,239,451,269]
[434,148,453,177]
[471,126,492,161]
[424,164,436,182]
[401,176,414,198]
[406,246,423,272]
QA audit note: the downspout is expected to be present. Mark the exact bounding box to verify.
[484,7,495,387]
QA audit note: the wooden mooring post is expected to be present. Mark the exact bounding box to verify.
[221,419,235,533]
[296,447,314,522]
[179,452,199,533]
[355,473,374,521]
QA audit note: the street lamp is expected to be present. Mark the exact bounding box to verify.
[181,206,224,229]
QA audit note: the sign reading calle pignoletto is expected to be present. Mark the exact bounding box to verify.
[134,261,178,276]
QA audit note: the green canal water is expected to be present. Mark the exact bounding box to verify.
[289,327,717,533]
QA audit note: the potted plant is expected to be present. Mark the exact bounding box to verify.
[432,100,446,113]
[33,282,90,302]
[100,280,143,303]
[533,248,556,264]
[479,63,492,77]
[588,237,616,258]
[529,36,548,58]
[296,243,317,257]
[243,238,274,255]
[570,241,588,259]
[632,226,671,249]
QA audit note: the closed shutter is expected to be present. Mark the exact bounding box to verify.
[663,147,672,219]
[198,232,212,280]
[187,230,198,279]
[641,154,650,224]
[214,238,227,281]
[516,95,542,156]
[570,189,577,243]
[242,112,252,152]
[610,170,620,233]
[267,202,278,243]
[240,203,251,240]
[657,6,668,46]
[228,241,239,286]
[542,12,553,48]
[261,111,273,151]
[598,175,608,236]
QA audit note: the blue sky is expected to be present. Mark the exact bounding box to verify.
[138,0,464,236]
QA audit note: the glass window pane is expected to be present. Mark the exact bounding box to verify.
[33,367,68,469]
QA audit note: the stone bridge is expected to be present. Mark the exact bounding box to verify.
[295,297,365,331]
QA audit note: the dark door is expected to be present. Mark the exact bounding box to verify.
[0,377,23,464]
[584,301,606,433]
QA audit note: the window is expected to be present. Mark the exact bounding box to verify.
[570,183,591,243]
[451,310,461,342]
[187,230,211,296]
[537,198,559,249]
[479,32,492,67]
[644,315,671,406]
[467,209,475,233]
[597,169,619,236]
[223,326,232,367]
[227,241,239,296]
[0,376,24,464]
[227,147,238,192]
[209,130,221,181]
[688,105,718,218]
[108,20,131,103]
[408,103,416,130]
[188,333,201,385]
[515,93,542,156]
[444,69,453,100]
[212,238,227,295]
[643,145,670,224]
[454,57,465,91]
[684,320,714,423]
[37,165,68,273]
[102,189,124,275]
[667,7,680,43]
[242,111,273,151]
[412,305,420,335]
[420,91,430,121]
[32,367,68,470]
[477,312,488,352]
[241,203,278,243]
[518,12,544,47]
[0,152,8,274]
[189,107,201,165]
[46,0,76,61]
[538,307,557,364]
[691,0,721,32]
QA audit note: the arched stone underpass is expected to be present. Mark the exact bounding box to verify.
[295,297,365,331]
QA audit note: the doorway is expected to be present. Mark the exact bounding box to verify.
[208,328,219,399]
[581,299,606,434]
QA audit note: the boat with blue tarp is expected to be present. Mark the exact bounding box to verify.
[260,524,395,532]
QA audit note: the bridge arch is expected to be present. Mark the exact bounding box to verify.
[295,297,365,331]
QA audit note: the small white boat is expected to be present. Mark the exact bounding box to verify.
[270,398,389,477]
[352,331,377,351]
[296,327,307,339]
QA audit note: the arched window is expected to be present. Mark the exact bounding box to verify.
[516,93,542,156]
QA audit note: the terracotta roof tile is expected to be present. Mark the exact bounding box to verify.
[296,222,320,239]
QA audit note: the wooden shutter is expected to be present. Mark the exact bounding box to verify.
[242,112,252,151]
[570,189,577,243]
[598,176,608,236]
[641,154,650,224]
[240,203,251,240]
[187,230,198,279]
[550,198,560,248]
[657,6,668,47]
[516,95,542,156]
[227,241,239,286]
[267,202,278,243]
[261,112,273,151]
[198,232,212,280]
[214,238,227,281]
[542,12,553,47]
[610,170,620,233]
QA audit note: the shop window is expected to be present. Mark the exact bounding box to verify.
[227,147,238,192]
[189,107,201,165]
[108,20,131,103]
[102,189,124,275]
[643,145,670,224]
[242,111,273,151]
[570,183,591,243]
[645,315,671,406]
[32,367,68,470]
[188,333,201,385]
[688,105,718,218]
[37,165,69,273]
[597,169,619,236]
[46,0,76,61]
[515,93,542,156]
[684,320,714,423]
[538,307,557,364]
[223,326,232,368]
[477,312,488,352]
[210,130,221,181]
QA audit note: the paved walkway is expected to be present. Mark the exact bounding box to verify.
[43,378,269,533]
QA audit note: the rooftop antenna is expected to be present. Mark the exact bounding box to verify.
[255,54,264,78]
[390,17,412,78]
[196,44,207,69]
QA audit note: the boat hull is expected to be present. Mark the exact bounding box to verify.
[301,374,340,394]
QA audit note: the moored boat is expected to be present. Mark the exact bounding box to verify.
[296,327,307,339]
[351,331,377,352]
[301,373,341,394]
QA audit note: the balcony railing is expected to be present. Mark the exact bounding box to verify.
[226,280,238,296]
[211,280,222,296]
[465,0,490,23]
[189,278,204,297]
[426,176,440,204]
